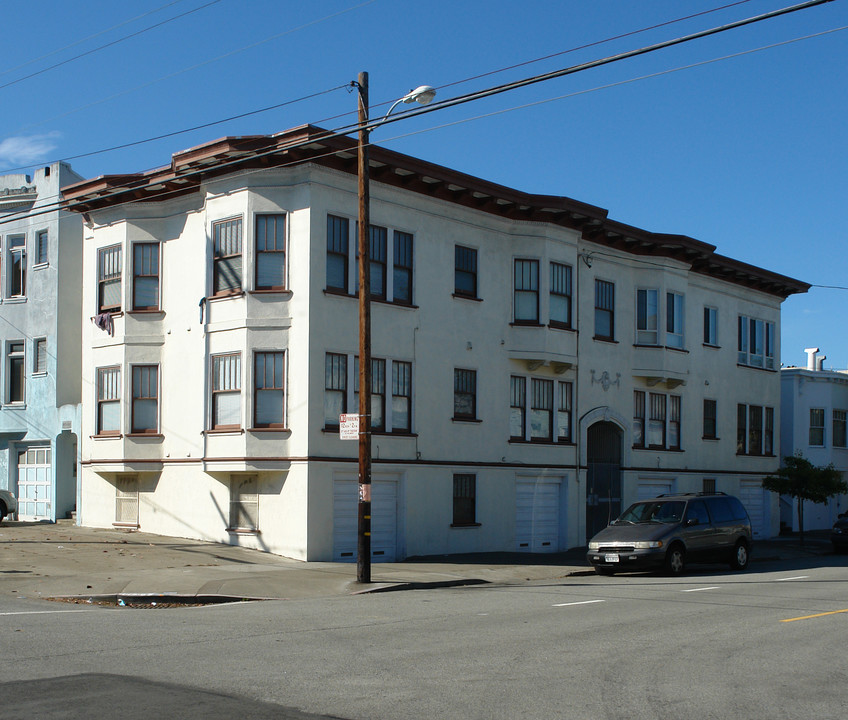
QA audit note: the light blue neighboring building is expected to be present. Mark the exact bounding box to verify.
[0,162,84,522]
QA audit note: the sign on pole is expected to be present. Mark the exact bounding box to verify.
[339,413,359,440]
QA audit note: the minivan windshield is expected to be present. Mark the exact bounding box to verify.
[616,500,685,524]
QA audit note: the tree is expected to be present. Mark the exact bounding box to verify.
[763,453,847,543]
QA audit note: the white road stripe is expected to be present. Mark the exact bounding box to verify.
[682,586,720,593]
[553,599,606,607]
[0,610,89,616]
[776,576,809,582]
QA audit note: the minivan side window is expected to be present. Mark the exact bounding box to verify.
[707,497,734,523]
[685,500,710,526]
[728,496,749,521]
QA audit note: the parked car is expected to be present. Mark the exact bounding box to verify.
[587,492,752,576]
[0,489,17,523]
[832,514,848,554]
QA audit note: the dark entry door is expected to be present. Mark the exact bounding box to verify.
[586,421,622,541]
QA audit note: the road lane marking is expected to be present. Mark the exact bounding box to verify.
[682,586,720,593]
[553,600,605,607]
[776,576,809,582]
[781,609,848,623]
[0,610,89,616]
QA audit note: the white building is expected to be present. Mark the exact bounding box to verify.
[779,348,848,531]
[63,125,808,560]
[0,162,84,522]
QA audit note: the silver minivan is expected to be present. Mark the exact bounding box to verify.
[586,492,752,576]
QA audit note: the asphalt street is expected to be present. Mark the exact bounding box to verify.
[2,553,845,720]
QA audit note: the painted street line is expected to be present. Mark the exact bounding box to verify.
[553,599,606,607]
[781,608,848,623]
[681,586,720,593]
[0,610,89,616]
[776,576,809,582]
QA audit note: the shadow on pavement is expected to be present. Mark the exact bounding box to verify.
[1,674,347,720]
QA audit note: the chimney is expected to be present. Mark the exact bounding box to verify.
[816,355,826,371]
[805,347,819,371]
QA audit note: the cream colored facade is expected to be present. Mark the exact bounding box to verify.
[66,127,807,560]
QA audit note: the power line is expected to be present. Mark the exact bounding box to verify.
[0,0,191,80]
[0,0,837,226]
[0,0,224,92]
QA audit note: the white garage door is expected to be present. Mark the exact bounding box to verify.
[516,478,561,553]
[333,477,398,562]
[637,481,673,501]
[739,481,766,539]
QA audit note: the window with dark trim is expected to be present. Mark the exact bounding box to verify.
[454,245,478,298]
[810,408,825,446]
[510,376,526,440]
[393,231,413,304]
[36,229,48,266]
[666,292,684,348]
[834,409,847,449]
[530,378,553,441]
[132,243,160,310]
[453,368,477,420]
[98,245,122,313]
[633,391,646,448]
[514,259,539,324]
[355,225,388,300]
[324,353,347,429]
[131,365,158,434]
[738,315,775,369]
[669,395,681,449]
[557,381,573,442]
[636,288,659,345]
[355,357,386,432]
[255,214,286,290]
[704,306,718,345]
[212,217,243,296]
[703,477,716,494]
[452,473,476,526]
[748,405,763,455]
[326,215,349,293]
[703,399,717,439]
[737,403,774,455]
[8,235,26,298]
[210,353,241,430]
[33,338,47,375]
[648,393,666,448]
[97,366,121,435]
[391,360,412,433]
[230,475,259,531]
[7,341,24,403]
[254,351,284,428]
[594,279,614,340]
[550,262,572,328]
[737,404,747,454]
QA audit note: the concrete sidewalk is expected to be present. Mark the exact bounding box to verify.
[0,520,834,604]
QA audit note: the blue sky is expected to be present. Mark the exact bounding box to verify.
[2,0,846,369]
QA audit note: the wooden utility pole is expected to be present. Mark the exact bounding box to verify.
[356,71,372,584]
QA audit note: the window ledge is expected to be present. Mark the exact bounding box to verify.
[736,363,777,373]
[3,403,25,410]
[112,522,139,530]
[373,431,418,438]
[32,371,48,378]
[208,291,245,302]
[450,523,481,529]
[4,297,27,304]
[452,293,482,302]
[702,436,720,442]
[249,289,292,297]
[226,528,261,535]
[324,288,354,299]
[127,310,165,316]
[632,446,683,452]
[509,438,574,446]
[126,433,164,440]
[248,427,291,434]
[593,336,618,344]
[452,417,482,424]
[92,433,123,440]
[548,322,574,332]
[510,321,543,328]
[703,343,721,350]
[205,428,245,436]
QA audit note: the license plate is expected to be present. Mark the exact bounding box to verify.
[604,554,619,563]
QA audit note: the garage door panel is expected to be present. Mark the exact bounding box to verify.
[333,478,398,562]
[516,480,561,553]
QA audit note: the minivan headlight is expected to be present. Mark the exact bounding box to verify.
[588,541,600,551]
[633,540,663,549]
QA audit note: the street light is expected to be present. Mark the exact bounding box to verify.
[353,72,435,584]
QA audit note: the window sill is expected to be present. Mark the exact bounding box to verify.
[373,430,418,438]
[452,417,482,424]
[126,433,164,440]
[112,522,139,530]
[324,287,352,299]
[250,289,292,297]
[452,293,482,302]
[128,309,165,316]
[33,262,49,270]
[702,436,720,441]
[451,522,481,529]
[208,291,245,302]
[205,428,245,436]
[32,371,48,378]
[2,403,25,410]
[510,321,543,328]
[632,446,683,452]
[548,322,574,332]
[593,336,618,344]
[4,297,27,304]
[703,343,721,350]
[92,433,123,440]
[248,427,291,433]
[509,438,574,446]
[227,527,261,535]
[736,363,777,373]
[737,452,776,458]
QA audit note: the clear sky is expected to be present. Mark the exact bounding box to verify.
[2,0,846,369]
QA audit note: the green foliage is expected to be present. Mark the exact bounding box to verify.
[763,453,847,504]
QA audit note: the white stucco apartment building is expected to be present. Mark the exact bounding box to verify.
[779,348,848,531]
[63,125,808,561]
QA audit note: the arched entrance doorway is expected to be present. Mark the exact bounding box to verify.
[586,421,622,541]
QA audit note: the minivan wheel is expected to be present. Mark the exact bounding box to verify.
[730,540,750,571]
[665,544,686,576]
